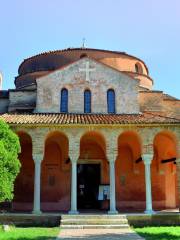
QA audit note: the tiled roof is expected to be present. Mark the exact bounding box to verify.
[0,112,179,125]
[18,47,149,75]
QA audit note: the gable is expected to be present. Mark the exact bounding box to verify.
[36,57,139,114]
[37,57,139,88]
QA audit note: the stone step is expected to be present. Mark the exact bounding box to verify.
[61,214,127,220]
[61,219,128,225]
[61,224,129,229]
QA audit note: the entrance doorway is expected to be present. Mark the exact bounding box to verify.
[77,164,100,210]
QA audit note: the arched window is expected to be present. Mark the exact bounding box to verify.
[60,88,68,113]
[84,89,91,113]
[107,89,116,114]
[135,62,143,74]
[80,53,88,59]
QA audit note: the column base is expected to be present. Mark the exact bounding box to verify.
[144,209,155,215]
[108,210,118,215]
[68,210,79,215]
[32,210,42,215]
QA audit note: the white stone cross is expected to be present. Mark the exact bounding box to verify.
[79,61,95,81]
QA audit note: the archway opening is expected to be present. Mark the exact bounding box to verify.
[153,131,178,210]
[79,131,108,210]
[13,131,34,212]
[41,131,70,211]
[116,131,143,211]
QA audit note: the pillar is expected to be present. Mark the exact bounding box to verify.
[32,154,43,214]
[108,159,118,214]
[176,158,180,211]
[69,150,79,214]
[143,154,154,214]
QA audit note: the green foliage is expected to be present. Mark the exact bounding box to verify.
[135,226,180,240]
[0,120,21,202]
[0,226,59,240]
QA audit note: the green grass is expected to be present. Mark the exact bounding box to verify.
[0,226,59,240]
[135,226,180,240]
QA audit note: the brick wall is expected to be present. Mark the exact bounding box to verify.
[36,58,139,114]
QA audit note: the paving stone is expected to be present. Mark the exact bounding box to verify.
[57,228,144,239]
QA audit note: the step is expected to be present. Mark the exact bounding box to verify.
[61,224,129,229]
[61,219,128,225]
[61,214,127,219]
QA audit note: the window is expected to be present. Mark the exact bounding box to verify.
[60,88,68,113]
[80,53,88,58]
[84,89,91,113]
[107,89,116,113]
[135,62,143,74]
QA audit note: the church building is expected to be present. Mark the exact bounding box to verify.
[0,48,179,214]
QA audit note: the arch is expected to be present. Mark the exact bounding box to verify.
[60,88,68,113]
[84,89,91,113]
[152,130,178,209]
[79,131,108,209]
[107,89,116,114]
[135,62,143,74]
[116,131,143,211]
[80,131,106,157]
[153,131,177,161]
[13,131,34,212]
[41,131,70,211]
[118,131,142,161]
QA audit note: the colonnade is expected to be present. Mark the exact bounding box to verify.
[32,151,155,215]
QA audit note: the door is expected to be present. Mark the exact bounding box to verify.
[77,164,100,209]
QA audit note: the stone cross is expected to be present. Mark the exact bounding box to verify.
[79,61,95,81]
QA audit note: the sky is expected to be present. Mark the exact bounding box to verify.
[0,0,179,98]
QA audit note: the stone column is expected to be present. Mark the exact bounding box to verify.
[143,154,154,214]
[176,158,180,211]
[69,149,79,215]
[32,154,43,214]
[108,160,118,214]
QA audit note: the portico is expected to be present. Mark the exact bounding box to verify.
[8,120,179,215]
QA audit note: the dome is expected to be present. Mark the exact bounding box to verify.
[15,48,153,89]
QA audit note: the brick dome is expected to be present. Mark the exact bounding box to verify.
[15,48,153,90]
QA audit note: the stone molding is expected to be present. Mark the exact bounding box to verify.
[176,158,180,164]
[33,154,43,163]
[142,154,153,165]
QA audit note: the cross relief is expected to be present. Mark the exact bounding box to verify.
[79,61,96,81]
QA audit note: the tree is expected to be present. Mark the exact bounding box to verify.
[0,120,21,202]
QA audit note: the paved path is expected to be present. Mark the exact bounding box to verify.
[57,228,144,239]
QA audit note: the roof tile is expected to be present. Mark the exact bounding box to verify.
[0,112,179,125]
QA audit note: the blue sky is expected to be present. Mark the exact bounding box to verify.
[0,0,179,98]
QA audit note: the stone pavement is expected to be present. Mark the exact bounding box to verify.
[57,228,144,239]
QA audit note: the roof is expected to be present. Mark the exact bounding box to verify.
[18,47,149,75]
[0,112,179,125]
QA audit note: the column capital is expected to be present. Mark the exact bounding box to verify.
[143,144,153,155]
[176,158,180,164]
[69,150,79,163]
[107,148,117,163]
[33,154,43,163]
[142,154,153,165]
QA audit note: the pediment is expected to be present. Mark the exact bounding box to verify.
[36,57,138,87]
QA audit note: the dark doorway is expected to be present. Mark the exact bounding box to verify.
[77,164,100,209]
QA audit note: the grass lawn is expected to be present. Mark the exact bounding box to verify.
[135,226,180,240]
[0,226,59,240]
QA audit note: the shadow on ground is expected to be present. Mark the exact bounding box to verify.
[136,232,180,240]
[57,232,143,240]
